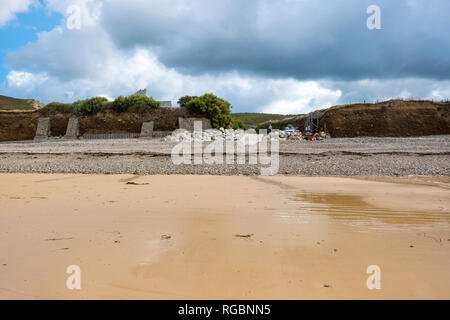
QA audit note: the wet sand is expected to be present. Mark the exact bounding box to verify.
[0,174,449,299]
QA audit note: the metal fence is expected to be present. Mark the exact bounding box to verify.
[81,133,140,140]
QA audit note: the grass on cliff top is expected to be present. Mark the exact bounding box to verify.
[0,95,35,111]
[231,113,295,128]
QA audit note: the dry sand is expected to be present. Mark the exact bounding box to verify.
[0,174,449,299]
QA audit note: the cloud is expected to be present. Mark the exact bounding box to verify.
[2,0,450,114]
[6,70,47,87]
[101,0,450,81]
[0,0,35,27]
[7,25,116,81]
[4,48,343,114]
[44,0,102,27]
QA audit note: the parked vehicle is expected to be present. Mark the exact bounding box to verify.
[284,124,299,133]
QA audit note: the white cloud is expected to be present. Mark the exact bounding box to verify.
[44,0,102,27]
[0,0,35,27]
[261,81,341,114]
[2,0,343,113]
[325,78,450,104]
[100,0,450,81]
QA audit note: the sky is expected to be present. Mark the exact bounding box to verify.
[0,0,449,114]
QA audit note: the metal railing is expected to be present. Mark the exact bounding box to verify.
[81,133,140,140]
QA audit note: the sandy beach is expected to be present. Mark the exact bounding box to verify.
[0,174,449,299]
[0,136,449,176]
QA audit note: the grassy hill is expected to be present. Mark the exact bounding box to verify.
[0,95,43,111]
[231,113,294,128]
[257,114,307,130]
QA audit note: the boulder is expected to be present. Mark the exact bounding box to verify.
[140,121,154,139]
[64,117,79,139]
[134,88,148,97]
[34,117,50,140]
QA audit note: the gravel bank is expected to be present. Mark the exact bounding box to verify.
[0,152,448,176]
[0,136,448,176]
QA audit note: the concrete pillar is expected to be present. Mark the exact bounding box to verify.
[64,117,79,139]
[140,121,154,138]
[178,117,186,130]
[34,117,50,140]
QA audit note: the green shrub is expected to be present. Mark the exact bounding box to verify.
[127,94,161,110]
[111,96,127,112]
[112,95,161,113]
[185,93,232,129]
[73,97,108,115]
[231,118,246,130]
[178,96,198,108]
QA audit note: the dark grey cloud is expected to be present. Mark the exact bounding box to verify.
[7,25,114,81]
[101,0,450,81]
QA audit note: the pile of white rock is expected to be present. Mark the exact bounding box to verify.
[163,128,329,143]
[164,128,287,143]
[164,128,246,142]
